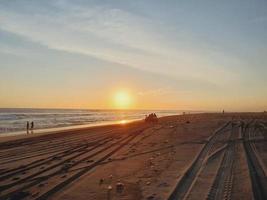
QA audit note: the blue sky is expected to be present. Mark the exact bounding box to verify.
[0,0,267,111]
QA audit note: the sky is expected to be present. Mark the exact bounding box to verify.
[0,0,267,111]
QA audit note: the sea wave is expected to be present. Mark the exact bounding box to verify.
[0,108,182,134]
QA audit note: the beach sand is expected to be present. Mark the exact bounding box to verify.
[0,113,266,200]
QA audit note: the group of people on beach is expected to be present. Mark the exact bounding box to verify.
[26,121,34,132]
[145,113,158,123]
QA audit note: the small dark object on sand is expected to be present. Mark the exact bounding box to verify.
[116,181,124,193]
[99,178,104,185]
[147,194,156,199]
[186,121,190,124]
[61,163,72,172]
[52,156,61,160]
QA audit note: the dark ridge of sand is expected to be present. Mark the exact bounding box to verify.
[0,113,266,200]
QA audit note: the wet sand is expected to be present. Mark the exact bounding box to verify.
[0,113,266,200]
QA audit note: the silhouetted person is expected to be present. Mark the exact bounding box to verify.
[30,121,34,130]
[26,121,30,133]
[145,113,158,123]
[241,121,244,131]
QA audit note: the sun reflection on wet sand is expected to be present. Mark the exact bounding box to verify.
[119,120,128,125]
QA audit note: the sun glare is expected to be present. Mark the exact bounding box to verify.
[119,120,127,124]
[114,90,132,109]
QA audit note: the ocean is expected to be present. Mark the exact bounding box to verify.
[0,108,183,135]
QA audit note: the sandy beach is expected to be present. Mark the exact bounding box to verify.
[0,113,266,200]
[2,1,267,199]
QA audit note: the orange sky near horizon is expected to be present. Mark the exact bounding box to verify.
[1,85,266,112]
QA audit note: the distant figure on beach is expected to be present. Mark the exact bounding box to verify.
[241,120,244,131]
[26,121,30,133]
[30,121,34,130]
[145,113,158,123]
[222,110,225,114]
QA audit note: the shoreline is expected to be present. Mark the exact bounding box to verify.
[0,118,147,143]
[0,110,185,138]
[0,118,140,137]
[0,112,261,142]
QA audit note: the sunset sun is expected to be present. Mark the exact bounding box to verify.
[114,90,133,109]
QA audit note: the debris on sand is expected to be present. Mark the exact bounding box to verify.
[107,185,113,200]
[148,158,154,167]
[61,163,72,172]
[52,156,61,160]
[116,180,124,193]
[147,194,156,199]
[99,178,104,185]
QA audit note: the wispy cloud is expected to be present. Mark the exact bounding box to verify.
[0,0,242,86]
